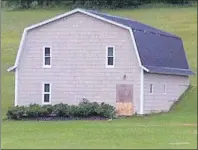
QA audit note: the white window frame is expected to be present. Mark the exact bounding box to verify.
[163,85,166,94]
[42,82,51,105]
[43,46,52,68]
[106,46,115,68]
[149,84,153,94]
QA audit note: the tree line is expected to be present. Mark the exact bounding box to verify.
[2,0,195,9]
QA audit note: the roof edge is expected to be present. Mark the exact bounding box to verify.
[7,66,16,72]
[145,65,195,76]
[86,9,180,40]
[9,8,146,73]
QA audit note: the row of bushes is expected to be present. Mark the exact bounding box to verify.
[6,99,116,120]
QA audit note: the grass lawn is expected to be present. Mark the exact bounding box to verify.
[1,6,197,149]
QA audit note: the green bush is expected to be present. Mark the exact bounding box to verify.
[6,106,26,120]
[99,102,116,118]
[52,103,70,117]
[26,104,50,117]
[90,102,101,116]
[69,105,79,117]
[42,105,53,114]
[77,99,108,117]
[77,99,95,117]
[6,100,116,120]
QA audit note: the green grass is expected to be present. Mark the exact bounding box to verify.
[1,6,197,149]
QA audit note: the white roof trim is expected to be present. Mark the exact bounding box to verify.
[7,65,17,72]
[7,8,148,72]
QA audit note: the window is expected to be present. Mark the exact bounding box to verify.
[163,85,166,94]
[106,46,115,67]
[149,84,153,94]
[43,47,51,67]
[43,83,51,104]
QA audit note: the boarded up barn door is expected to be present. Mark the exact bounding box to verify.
[116,84,134,116]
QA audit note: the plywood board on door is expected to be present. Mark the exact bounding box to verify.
[116,84,134,116]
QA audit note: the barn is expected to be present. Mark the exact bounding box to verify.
[7,8,194,116]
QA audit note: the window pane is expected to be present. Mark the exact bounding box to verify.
[108,47,113,56]
[108,57,113,66]
[45,47,50,56]
[45,57,50,65]
[44,94,50,102]
[44,84,50,92]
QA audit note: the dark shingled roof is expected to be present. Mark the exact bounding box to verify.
[85,9,195,76]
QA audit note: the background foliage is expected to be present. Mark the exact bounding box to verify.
[2,0,196,9]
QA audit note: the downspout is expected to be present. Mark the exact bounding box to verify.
[140,68,144,115]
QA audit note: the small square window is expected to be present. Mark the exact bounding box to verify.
[44,84,50,92]
[43,47,51,67]
[44,94,50,102]
[108,57,114,66]
[106,46,115,67]
[108,48,113,56]
[43,83,51,104]
[45,48,50,56]
[44,57,51,66]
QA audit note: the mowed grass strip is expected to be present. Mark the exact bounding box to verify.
[1,6,197,149]
[2,120,197,149]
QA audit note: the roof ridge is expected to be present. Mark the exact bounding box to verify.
[132,28,180,39]
[86,9,180,39]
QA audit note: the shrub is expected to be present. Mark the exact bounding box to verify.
[6,106,26,120]
[90,102,101,116]
[77,99,115,118]
[26,104,49,117]
[42,105,53,114]
[69,105,79,117]
[99,102,116,118]
[52,103,70,117]
[6,100,116,120]
[77,99,95,117]
[77,99,104,117]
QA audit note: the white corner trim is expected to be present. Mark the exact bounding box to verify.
[14,68,18,106]
[7,66,17,72]
[14,29,27,71]
[7,29,27,72]
[139,68,144,115]
[128,29,143,68]
[106,46,115,68]
[129,28,146,115]
[42,82,52,105]
[43,46,52,68]
[7,8,148,72]
[142,66,149,72]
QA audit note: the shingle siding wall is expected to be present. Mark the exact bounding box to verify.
[143,73,190,114]
[17,12,141,113]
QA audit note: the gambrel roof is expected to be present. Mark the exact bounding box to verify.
[8,8,194,76]
[86,9,194,76]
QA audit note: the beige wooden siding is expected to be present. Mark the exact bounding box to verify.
[17,12,142,113]
[143,73,190,114]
